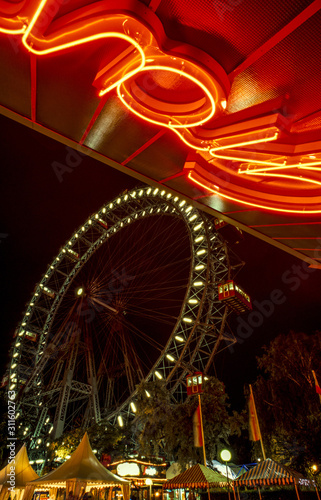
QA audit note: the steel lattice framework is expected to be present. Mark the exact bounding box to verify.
[9,186,235,456]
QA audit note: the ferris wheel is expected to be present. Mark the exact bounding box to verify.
[8,186,235,454]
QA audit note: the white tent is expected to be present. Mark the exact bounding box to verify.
[23,434,130,500]
[210,460,236,480]
[0,445,39,500]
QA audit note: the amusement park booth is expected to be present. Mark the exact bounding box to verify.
[107,458,167,500]
[233,458,319,500]
[22,434,130,500]
[163,464,228,500]
[0,445,39,500]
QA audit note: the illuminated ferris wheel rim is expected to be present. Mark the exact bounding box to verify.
[10,185,230,429]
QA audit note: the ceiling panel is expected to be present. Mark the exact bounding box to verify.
[228,9,321,119]
[0,37,31,117]
[156,0,313,73]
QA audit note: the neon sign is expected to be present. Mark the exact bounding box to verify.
[0,0,321,213]
[144,466,157,476]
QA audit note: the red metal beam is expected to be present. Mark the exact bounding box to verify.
[159,171,185,183]
[79,95,109,145]
[30,54,37,122]
[148,0,163,12]
[121,130,165,165]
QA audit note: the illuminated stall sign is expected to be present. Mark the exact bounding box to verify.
[144,466,157,476]
[117,462,140,477]
[110,459,167,480]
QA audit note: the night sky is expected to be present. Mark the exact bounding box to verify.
[1,112,320,410]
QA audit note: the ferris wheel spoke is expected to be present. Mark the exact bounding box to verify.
[123,304,183,323]
[120,316,164,353]
[111,256,191,287]
[95,217,188,291]
[119,326,145,393]
[78,224,190,308]
[126,281,189,294]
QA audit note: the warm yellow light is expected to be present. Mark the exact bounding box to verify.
[170,127,210,152]
[220,449,231,462]
[130,402,137,413]
[240,171,321,187]
[117,462,140,476]
[237,159,321,173]
[209,131,278,154]
[0,26,26,34]
[193,222,203,231]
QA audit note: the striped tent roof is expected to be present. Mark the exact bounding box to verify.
[234,459,307,487]
[163,464,228,489]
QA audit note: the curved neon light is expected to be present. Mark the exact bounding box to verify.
[239,171,321,187]
[188,171,321,214]
[210,136,321,190]
[0,25,26,34]
[1,0,223,133]
[209,132,279,153]
[117,65,216,129]
[167,126,212,152]
[298,165,321,171]
[215,151,321,170]
[17,0,147,95]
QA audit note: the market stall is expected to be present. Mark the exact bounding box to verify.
[0,445,39,500]
[233,458,319,500]
[163,464,229,500]
[22,434,130,500]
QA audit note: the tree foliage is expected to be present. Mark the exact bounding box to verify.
[134,377,245,468]
[252,330,321,478]
[45,420,127,473]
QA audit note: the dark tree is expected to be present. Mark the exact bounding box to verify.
[134,377,245,468]
[251,330,321,479]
